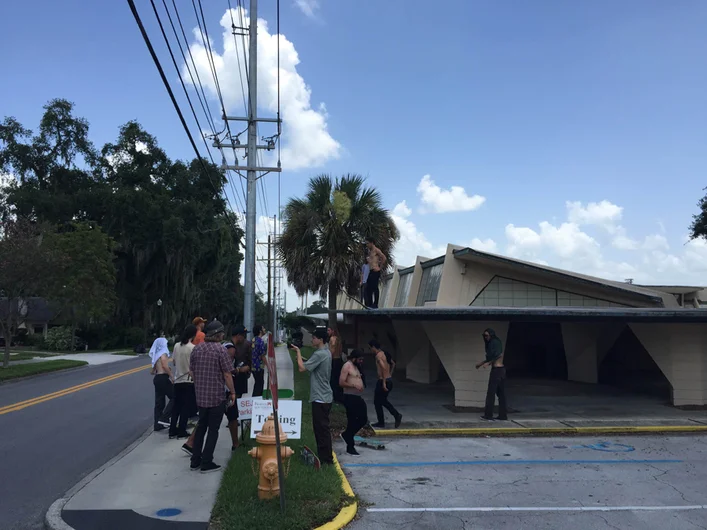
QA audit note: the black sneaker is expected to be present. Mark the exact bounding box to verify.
[346,447,360,456]
[157,420,170,428]
[495,417,509,421]
[394,414,403,428]
[201,462,221,474]
[182,444,193,456]
[169,432,178,439]
[177,431,190,439]
[371,422,385,429]
[154,425,167,432]
[480,416,495,421]
[190,461,201,471]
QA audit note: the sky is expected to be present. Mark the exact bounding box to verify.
[2,0,707,311]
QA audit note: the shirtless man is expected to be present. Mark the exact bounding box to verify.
[365,237,386,308]
[476,328,508,421]
[339,349,368,456]
[369,339,402,429]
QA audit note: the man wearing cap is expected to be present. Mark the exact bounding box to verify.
[192,317,207,345]
[222,326,251,450]
[189,320,236,473]
[293,328,333,465]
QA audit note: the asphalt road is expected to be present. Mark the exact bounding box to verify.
[0,356,154,530]
[341,435,707,530]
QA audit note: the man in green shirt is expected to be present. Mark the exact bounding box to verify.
[294,328,333,465]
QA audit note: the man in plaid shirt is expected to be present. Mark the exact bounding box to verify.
[189,320,236,473]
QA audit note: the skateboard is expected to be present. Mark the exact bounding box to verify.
[301,445,321,469]
[354,436,386,450]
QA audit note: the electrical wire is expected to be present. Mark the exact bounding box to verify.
[126,0,220,207]
[148,0,242,218]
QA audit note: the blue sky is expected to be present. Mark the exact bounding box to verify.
[2,0,707,307]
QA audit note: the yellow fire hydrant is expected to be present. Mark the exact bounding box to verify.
[248,414,295,500]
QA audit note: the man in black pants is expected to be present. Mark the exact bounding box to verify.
[365,237,386,309]
[339,349,368,455]
[189,320,236,473]
[476,328,508,421]
[369,339,402,429]
[294,328,334,465]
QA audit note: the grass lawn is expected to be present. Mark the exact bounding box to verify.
[0,360,88,381]
[211,346,352,530]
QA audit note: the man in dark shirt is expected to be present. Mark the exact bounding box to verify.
[189,320,236,473]
[223,325,252,450]
[476,328,508,421]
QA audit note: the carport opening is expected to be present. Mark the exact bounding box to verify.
[598,326,672,402]
[505,322,568,380]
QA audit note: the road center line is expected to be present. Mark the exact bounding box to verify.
[368,505,707,513]
[0,364,150,415]
[343,459,682,468]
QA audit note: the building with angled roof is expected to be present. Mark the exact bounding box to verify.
[337,244,707,408]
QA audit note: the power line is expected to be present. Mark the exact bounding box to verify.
[148,0,242,218]
[126,0,214,195]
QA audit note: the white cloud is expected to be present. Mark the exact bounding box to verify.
[390,201,445,267]
[392,200,412,218]
[294,0,320,18]
[468,238,498,253]
[611,227,639,250]
[566,200,623,228]
[416,175,485,214]
[184,8,340,170]
[643,234,669,251]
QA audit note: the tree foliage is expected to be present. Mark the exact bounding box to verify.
[278,174,399,328]
[0,218,54,365]
[44,223,117,350]
[1,99,249,347]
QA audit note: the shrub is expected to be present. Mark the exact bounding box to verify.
[44,327,73,351]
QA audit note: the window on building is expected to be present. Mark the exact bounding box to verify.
[416,263,443,306]
[394,272,413,307]
[470,276,627,307]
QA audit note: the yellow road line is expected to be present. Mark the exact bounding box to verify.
[314,453,358,530]
[0,364,150,415]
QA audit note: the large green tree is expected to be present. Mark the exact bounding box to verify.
[1,99,245,344]
[278,175,399,329]
[44,223,117,351]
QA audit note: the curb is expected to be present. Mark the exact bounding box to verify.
[373,425,707,437]
[44,426,154,530]
[312,453,358,530]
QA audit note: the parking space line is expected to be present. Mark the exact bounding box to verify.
[343,458,682,468]
[368,505,707,513]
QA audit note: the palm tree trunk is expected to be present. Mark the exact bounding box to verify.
[327,280,338,332]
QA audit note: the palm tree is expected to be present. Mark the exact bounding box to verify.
[278,174,399,330]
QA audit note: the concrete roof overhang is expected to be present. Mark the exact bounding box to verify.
[452,248,665,305]
[341,306,707,323]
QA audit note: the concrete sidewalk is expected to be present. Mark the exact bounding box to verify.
[48,343,296,530]
[358,368,707,433]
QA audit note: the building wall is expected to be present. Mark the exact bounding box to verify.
[629,323,707,406]
[436,251,661,309]
[392,320,440,383]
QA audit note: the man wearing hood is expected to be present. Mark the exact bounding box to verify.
[149,336,174,431]
[476,328,508,421]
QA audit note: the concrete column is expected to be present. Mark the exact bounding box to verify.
[422,321,509,407]
[392,320,439,383]
[630,323,707,406]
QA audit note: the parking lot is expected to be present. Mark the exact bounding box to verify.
[337,435,707,529]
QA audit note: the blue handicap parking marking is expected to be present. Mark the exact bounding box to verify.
[574,441,635,453]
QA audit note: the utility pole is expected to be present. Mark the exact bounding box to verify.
[215,0,281,339]
[267,234,272,332]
